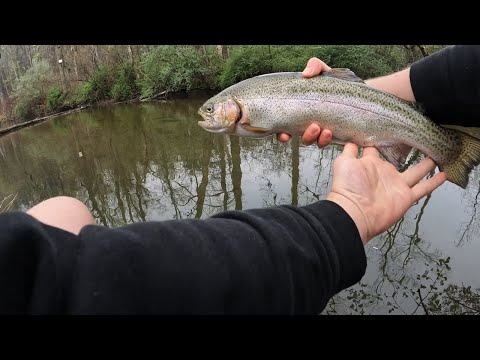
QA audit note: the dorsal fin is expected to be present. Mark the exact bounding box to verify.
[440,124,480,140]
[410,101,426,113]
[323,68,425,114]
[322,68,365,83]
[395,97,426,113]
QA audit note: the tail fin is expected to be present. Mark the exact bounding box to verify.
[440,131,480,189]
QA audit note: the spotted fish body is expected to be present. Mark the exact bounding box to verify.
[198,70,480,189]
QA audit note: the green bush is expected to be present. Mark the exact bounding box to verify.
[218,45,323,85]
[12,60,51,120]
[371,45,409,72]
[269,45,319,72]
[219,45,412,88]
[12,60,51,100]
[14,100,35,120]
[111,62,138,101]
[313,45,402,79]
[76,82,94,104]
[138,45,217,99]
[46,87,64,112]
[81,66,114,102]
[219,45,274,88]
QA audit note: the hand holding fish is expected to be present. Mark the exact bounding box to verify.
[277,58,334,148]
[327,144,446,245]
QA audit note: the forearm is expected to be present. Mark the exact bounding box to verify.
[366,45,480,127]
[0,200,367,314]
[409,45,480,126]
[68,201,366,314]
[365,68,416,102]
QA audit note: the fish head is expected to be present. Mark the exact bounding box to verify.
[198,96,241,134]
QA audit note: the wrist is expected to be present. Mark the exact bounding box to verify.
[326,192,370,245]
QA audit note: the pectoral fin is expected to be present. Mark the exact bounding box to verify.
[241,124,270,134]
[376,144,413,169]
[323,68,365,83]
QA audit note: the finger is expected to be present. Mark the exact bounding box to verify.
[301,124,321,145]
[341,143,358,158]
[302,58,331,78]
[317,129,333,148]
[277,133,291,143]
[402,157,437,187]
[362,147,380,158]
[411,172,447,203]
[302,58,321,77]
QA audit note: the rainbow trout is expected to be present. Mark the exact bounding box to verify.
[198,69,480,189]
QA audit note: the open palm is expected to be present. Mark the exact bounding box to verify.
[327,144,446,244]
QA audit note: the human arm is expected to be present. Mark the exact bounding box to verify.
[0,200,366,315]
[365,44,480,126]
[408,44,480,127]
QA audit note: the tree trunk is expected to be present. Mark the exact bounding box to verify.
[91,45,101,67]
[27,45,33,67]
[71,45,79,78]
[22,45,33,67]
[202,45,209,65]
[127,45,134,66]
[56,45,67,92]
[417,45,429,57]
[0,71,10,97]
[127,45,139,79]
[216,45,228,60]
[12,60,19,81]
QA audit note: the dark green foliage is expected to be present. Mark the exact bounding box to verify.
[111,62,139,101]
[82,66,114,102]
[46,87,64,112]
[138,45,221,99]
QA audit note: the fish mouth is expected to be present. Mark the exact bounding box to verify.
[197,110,228,133]
[197,121,230,133]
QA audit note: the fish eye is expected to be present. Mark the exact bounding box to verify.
[205,104,214,113]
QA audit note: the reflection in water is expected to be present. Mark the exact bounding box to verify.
[457,177,480,247]
[230,136,243,210]
[291,137,299,206]
[0,99,479,314]
[0,193,16,213]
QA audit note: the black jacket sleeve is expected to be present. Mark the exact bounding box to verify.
[410,45,480,127]
[0,200,366,315]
